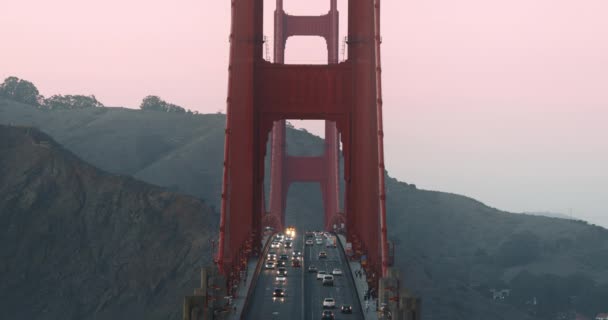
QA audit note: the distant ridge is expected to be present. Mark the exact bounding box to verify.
[522,211,578,220]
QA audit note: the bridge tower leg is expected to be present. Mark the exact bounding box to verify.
[267,0,342,233]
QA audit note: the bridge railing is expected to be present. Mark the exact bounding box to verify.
[239,232,275,319]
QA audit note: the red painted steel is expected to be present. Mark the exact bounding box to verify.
[218,0,390,284]
[267,0,341,234]
[373,0,391,277]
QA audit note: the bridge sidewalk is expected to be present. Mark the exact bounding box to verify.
[337,234,379,320]
[225,259,258,320]
[226,234,271,320]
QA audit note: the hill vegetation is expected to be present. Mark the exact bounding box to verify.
[0,125,217,319]
[1,91,608,319]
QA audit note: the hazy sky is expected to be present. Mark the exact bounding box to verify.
[1,0,607,227]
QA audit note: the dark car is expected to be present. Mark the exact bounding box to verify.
[277,267,287,276]
[292,259,301,267]
[318,251,328,259]
[277,260,287,268]
[341,305,353,313]
[308,265,318,273]
[321,310,335,320]
[272,288,285,298]
[280,254,289,261]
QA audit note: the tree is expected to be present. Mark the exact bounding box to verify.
[43,94,104,110]
[0,76,42,105]
[139,95,186,113]
[140,95,166,111]
[495,232,541,267]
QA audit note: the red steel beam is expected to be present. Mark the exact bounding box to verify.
[257,63,352,116]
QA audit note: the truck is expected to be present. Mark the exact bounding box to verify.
[325,235,337,248]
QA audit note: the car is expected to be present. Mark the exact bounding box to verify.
[264,261,276,269]
[316,238,324,245]
[322,275,334,286]
[276,267,287,276]
[340,305,352,313]
[277,260,287,268]
[317,270,327,280]
[285,226,296,237]
[267,253,277,261]
[292,251,302,257]
[331,268,342,276]
[321,310,335,320]
[322,298,336,308]
[271,242,281,249]
[275,275,286,283]
[305,239,314,246]
[292,259,301,267]
[318,251,327,259]
[279,254,289,261]
[284,241,292,248]
[308,265,318,273]
[272,288,285,300]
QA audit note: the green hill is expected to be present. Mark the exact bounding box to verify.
[2,97,608,319]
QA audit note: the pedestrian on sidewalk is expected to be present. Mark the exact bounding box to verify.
[365,300,369,313]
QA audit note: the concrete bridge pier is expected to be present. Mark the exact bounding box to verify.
[378,268,421,320]
[183,267,228,320]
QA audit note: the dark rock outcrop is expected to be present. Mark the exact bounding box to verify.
[0,125,217,320]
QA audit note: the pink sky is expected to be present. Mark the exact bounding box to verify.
[1,0,607,226]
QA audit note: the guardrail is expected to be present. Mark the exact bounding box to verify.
[335,232,366,317]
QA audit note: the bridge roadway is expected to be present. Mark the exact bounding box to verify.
[245,231,363,320]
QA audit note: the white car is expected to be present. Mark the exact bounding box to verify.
[265,261,276,269]
[316,270,328,280]
[305,239,314,246]
[271,242,281,249]
[323,298,336,308]
[332,268,343,276]
[275,275,287,283]
[315,238,323,245]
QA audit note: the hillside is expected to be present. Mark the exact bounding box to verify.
[2,97,608,319]
[0,125,217,319]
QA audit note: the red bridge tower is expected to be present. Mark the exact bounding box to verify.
[217,0,390,288]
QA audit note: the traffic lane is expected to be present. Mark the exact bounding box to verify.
[245,236,303,320]
[306,242,347,320]
[305,239,363,320]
